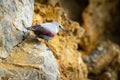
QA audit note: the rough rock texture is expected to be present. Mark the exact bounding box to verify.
[57,0,120,52]
[83,0,120,51]
[84,40,119,73]
[86,42,120,80]
[35,0,58,6]
[0,35,60,80]
[33,3,88,80]
[58,0,89,24]
[57,0,120,80]
[83,1,120,80]
[0,0,34,58]
[0,0,60,80]
[2,0,119,80]
[82,1,120,79]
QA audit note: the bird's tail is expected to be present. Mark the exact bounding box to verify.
[26,27,35,31]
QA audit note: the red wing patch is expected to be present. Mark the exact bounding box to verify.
[48,33,55,37]
[42,32,47,35]
[31,25,55,37]
[41,31,55,37]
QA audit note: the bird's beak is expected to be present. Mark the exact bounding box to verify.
[60,28,70,35]
[61,28,67,33]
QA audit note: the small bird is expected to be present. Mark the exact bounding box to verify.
[27,22,67,41]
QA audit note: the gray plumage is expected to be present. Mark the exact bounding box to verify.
[27,22,66,41]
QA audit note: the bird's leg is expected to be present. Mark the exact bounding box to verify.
[37,38,52,49]
[34,35,38,39]
[36,37,47,44]
[35,35,46,42]
[37,38,59,58]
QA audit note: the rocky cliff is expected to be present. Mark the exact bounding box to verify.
[0,0,60,80]
[0,0,120,80]
[0,0,34,58]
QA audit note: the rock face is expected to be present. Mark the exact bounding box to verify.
[0,35,60,80]
[57,0,120,80]
[33,3,88,80]
[35,0,58,6]
[0,0,34,58]
[58,0,89,24]
[58,0,120,50]
[83,0,120,48]
[0,1,60,80]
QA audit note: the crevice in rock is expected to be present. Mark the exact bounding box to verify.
[77,44,84,51]
[118,71,120,80]
[58,0,89,25]
[76,0,89,25]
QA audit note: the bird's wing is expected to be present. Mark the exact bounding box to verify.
[32,25,55,37]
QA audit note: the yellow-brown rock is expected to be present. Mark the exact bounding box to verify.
[33,3,88,80]
[0,35,60,80]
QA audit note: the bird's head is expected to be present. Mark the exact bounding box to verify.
[52,22,68,34]
[57,25,69,35]
[58,25,66,32]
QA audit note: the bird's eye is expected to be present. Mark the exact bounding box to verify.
[59,25,61,28]
[59,25,63,29]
